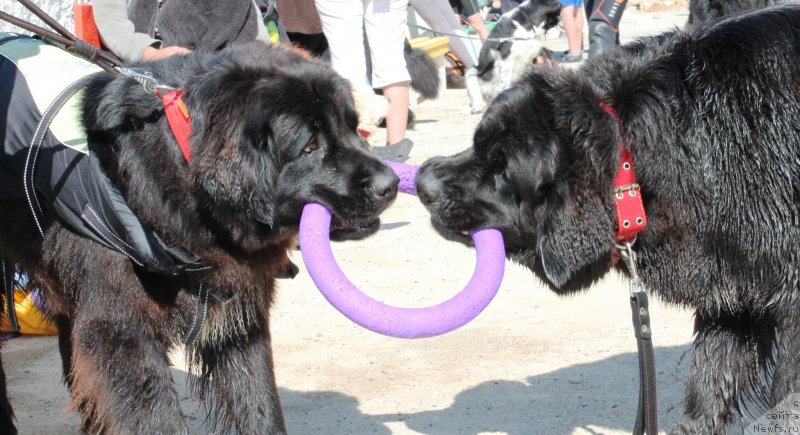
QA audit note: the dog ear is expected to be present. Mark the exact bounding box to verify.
[189,72,281,231]
[536,191,614,290]
[195,155,277,228]
[191,103,278,230]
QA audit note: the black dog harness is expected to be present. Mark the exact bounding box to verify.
[0,34,215,343]
[0,34,203,274]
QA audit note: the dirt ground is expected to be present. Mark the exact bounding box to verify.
[3,8,710,435]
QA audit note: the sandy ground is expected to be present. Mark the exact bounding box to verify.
[3,8,708,435]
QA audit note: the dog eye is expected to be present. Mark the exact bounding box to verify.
[304,143,320,153]
[490,154,507,175]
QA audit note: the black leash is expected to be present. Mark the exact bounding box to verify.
[620,243,658,435]
[0,0,121,72]
[630,291,657,434]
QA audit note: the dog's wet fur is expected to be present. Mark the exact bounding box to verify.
[687,0,776,25]
[418,5,800,434]
[0,42,399,434]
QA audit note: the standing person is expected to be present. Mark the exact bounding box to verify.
[91,0,269,63]
[410,0,486,113]
[554,0,584,63]
[449,0,490,40]
[584,0,627,58]
[315,0,413,161]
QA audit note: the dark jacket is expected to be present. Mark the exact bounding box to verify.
[0,33,201,274]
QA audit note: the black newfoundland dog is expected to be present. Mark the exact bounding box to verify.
[0,42,398,433]
[687,0,776,25]
[417,5,800,434]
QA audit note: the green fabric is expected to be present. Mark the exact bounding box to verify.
[0,33,102,153]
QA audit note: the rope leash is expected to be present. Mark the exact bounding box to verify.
[407,22,541,43]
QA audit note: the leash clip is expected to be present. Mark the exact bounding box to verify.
[617,240,643,296]
[116,66,176,95]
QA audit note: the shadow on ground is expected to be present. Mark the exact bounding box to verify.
[280,344,692,434]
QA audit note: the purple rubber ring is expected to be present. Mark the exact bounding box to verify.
[299,162,505,339]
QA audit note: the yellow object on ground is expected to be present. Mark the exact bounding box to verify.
[0,290,57,336]
[409,36,451,58]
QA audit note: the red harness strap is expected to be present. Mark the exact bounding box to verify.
[158,89,192,162]
[599,102,647,247]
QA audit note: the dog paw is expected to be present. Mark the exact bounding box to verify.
[460,105,485,115]
[276,260,300,279]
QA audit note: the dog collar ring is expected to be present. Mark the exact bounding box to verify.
[298,162,506,339]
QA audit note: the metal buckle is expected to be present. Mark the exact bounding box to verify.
[116,66,176,95]
[612,183,640,194]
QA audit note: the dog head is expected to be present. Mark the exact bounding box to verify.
[189,44,400,250]
[476,0,561,103]
[416,69,618,292]
[84,43,398,255]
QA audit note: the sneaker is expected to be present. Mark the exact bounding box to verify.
[553,50,582,64]
[372,138,414,162]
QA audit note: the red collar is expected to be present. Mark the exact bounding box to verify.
[158,89,192,162]
[599,102,647,251]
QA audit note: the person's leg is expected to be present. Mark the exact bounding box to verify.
[410,0,485,112]
[410,0,480,68]
[464,12,489,40]
[586,0,627,58]
[459,0,490,40]
[381,82,409,144]
[315,0,367,85]
[318,0,393,146]
[573,3,584,53]
[364,0,411,145]
[560,4,582,57]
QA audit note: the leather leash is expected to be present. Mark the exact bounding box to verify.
[0,0,121,72]
[600,102,658,435]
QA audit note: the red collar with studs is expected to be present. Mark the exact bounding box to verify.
[599,102,647,251]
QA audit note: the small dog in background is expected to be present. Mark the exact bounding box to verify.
[476,0,561,103]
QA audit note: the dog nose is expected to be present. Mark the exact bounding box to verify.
[372,167,399,199]
[415,164,444,205]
